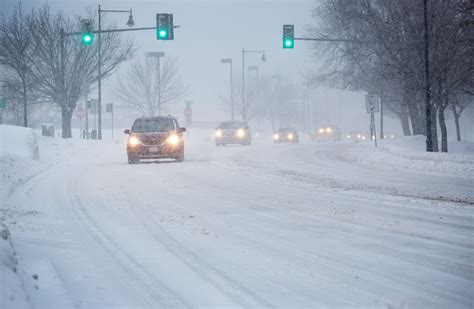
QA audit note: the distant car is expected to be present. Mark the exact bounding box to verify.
[311,125,341,141]
[345,130,368,142]
[383,133,396,139]
[273,127,299,144]
[124,116,186,164]
[214,121,252,146]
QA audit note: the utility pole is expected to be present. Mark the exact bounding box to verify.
[98,5,134,140]
[248,65,259,131]
[146,52,165,116]
[220,58,234,121]
[423,0,433,152]
[241,48,266,122]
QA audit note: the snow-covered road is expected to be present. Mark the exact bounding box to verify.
[4,132,474,308]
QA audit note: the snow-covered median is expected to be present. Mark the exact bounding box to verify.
[340,135,474,178]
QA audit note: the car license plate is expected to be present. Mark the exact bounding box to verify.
[149,146,159,152]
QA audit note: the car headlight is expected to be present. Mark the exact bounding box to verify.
[391,134,395,138]
[128,136,141,146]
[287,133,294,140]
[273,133,280,140]
[347,135,351,139]
[357,134,361,138]
[236,129,245,138]
[318,128,324,134]
[167,134,180,146]
[326,127,332,133]
[215,130,223,138]
[361,136,366,140]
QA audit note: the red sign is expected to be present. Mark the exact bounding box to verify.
[75,106,86,119]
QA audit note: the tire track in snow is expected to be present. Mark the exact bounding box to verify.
[68,177,189,308]
[124,191,275,308]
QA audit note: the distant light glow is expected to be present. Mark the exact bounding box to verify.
[326,127,332,133]
[318,128,324,134]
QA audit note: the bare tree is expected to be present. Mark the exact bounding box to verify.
[307,0,473,152]
[0,3,35,127]
[28,4,134,138]
[115,56,188,116]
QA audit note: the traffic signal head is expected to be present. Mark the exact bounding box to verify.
[80,19,93,45]
[283,24,294,49]
[156,13,174,40]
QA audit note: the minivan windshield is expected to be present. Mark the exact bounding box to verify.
[219,121,244,129]
[132,118,176,133]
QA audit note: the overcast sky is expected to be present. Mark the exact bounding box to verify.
[2,0,403,133]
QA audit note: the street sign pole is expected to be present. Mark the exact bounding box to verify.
[366,94,379,148]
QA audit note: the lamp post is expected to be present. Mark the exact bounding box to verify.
[146,52,165,116]
[98,5,134,140]
[220,58,234,121]
[271,74,280,132]
[242,48,265,122]
[248,65,259,131]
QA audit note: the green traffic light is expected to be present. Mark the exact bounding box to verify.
[82,33,92,45]
[283,38,294,49]
[158,29,168,39]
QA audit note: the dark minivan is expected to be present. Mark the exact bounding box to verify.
[124,116,186,164]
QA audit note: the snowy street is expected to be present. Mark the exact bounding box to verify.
[3,130,473,308]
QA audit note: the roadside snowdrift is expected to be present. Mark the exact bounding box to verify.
[0,125,41,200]
[0,222,29,308]
[341,135,474,178]
[0,125,41,308]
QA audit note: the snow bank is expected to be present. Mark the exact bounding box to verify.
[0,223,29,308]
[0,125,42,200]
[0,125,39,160]
[341,135,474,178]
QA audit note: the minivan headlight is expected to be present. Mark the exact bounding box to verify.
[128,136,141,146]
[167,134,180,146]
[236,129,245,138]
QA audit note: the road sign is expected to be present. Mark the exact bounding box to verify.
[88,99,98,115]
[106,103,113,113]
[75,106,86,119]
[184,106,192,126]
[185,100,193,107]
[365,94,380,113]
[0,97,6,109]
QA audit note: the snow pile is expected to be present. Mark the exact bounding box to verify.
[0,125,39,160]
[0,125,41,200]
[0,222,29,308]
[341,135,474,178]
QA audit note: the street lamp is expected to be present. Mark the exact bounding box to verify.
[271,74,281,132]
[242,49,266,122]
[248,66,260,131]
[97,5,134,140]
[146,52,165,116]
[220,58,234,121]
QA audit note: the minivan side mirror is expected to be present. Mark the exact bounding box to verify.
[178,127,186,133]
[124,129,130,134]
